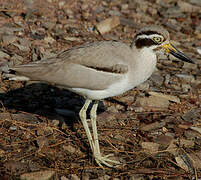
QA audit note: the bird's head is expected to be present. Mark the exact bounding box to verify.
[132,25,195,64]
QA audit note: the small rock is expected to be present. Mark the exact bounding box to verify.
[141,142,159,153]
[181,84,192,92]
[63,36,82,42]
[96,16,120,34]
[136,96,170,109]
[140,121,166,131]
[20,170,55,180]
[42,21,56,30]
[153,135,173,146]
[2,35,18,45]
[129,175,145,180]
[44,36,55,44]
[58,1,65,8]
[183,62,197,69]
[178,1,201,13]
[68,174,80,180]
[108,10,122,16]
[190,0,201,6]
[148,92,180,103]
[9,126,17,131]
[184,130,200,139]
[150,73,164,86]
[63,144,83,155]
[118,95,135,104]
[175,74,195,83]
[197,47,201,56]
[98,175,111,180]
[167,141,178,155]
[189,152,201,169]
[0,149,5,157]
[164,74,170,85]
[190,126,201,134]
[181,109,199,122]
[180,139,194,147]
[36,136,49,150]
[13,42,30,51]
[119,18,138,28]
[4,160,27,173]
[0,51,10,58]
[19,38,31,48]
[136,82,150,91]
[63,144,77,154]
[52,119,60,126]
[10,54,24,65]
[61,176,69,180]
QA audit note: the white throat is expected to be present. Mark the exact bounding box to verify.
[129,46,157,86]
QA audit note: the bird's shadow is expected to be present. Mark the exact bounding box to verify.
[0,81,126,134]
[0,81,130,161]
[0,82,105,128]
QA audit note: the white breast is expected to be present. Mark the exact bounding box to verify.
[69,74,130,100]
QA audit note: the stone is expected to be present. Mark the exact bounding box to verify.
[20,171,55,180]
[136,96,170,109]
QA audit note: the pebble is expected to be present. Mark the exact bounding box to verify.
[2,35,18,45]
[140,121,166,131]
[181,84,192,92]
[178,1,201,13]
[182,109,200,122]
[0,51,10,58]
[190,0,201,6]
[150,73,164,86]
[9,126,17,131]
[136,82,150,91]
[141,142,159,153]
[68,174,80,180]
[20,170,55,180]
[10,54,24,65]
[175,74,195,83]
[136,96,170,109]
[96,16,120,34]
[63,144,82,155]
[148,91,180,103]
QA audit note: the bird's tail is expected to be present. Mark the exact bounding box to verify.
[0,60,30,81]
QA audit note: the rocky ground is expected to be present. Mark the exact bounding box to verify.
[0,0,201,179]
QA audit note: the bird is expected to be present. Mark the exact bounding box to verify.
[1,25,195,167]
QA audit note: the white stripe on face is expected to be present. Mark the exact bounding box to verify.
[136,34,164,41]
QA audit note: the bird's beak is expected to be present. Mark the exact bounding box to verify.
[161,43,195,64]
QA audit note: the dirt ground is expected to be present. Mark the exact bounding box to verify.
[0,0,201,179]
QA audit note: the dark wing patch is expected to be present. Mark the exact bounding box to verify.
[85,64,128,74]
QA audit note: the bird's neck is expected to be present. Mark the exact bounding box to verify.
[130,45,157,86]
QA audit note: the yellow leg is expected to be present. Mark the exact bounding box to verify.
[79,99,94,151]
[90,100,121,167]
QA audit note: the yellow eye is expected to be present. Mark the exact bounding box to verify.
[152,36,163,43]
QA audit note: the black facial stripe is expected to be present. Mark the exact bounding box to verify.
[135,38,157,49]
[136,31,163,37]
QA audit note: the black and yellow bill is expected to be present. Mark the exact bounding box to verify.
[162,43,195,64]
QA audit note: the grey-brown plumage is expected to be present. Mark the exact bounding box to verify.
[12,41,130,91]
[4,25,194,167]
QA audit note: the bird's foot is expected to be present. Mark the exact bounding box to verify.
[94,153,121,168]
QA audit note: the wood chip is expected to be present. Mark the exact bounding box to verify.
[141,142,159,153]
[20,170,55,180]
[96,16,120,34]
[148,92,180,103]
